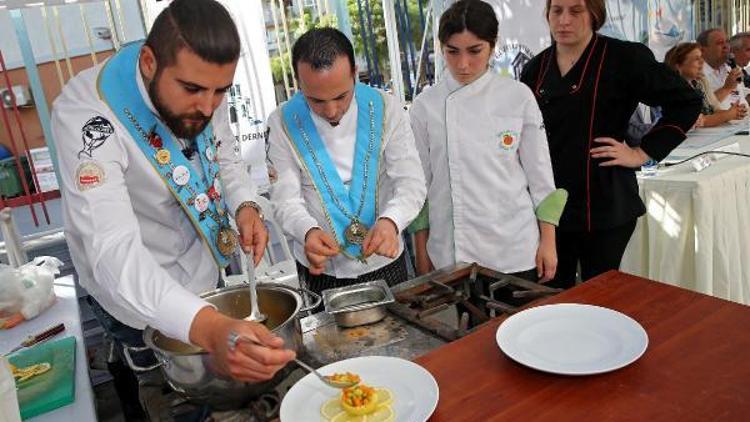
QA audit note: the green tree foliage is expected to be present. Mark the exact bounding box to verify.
[269,6,338,90]
[270,1,427,96]
[346,0,427,91]
[270,51,292,84]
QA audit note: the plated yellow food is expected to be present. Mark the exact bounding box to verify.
[11,362,52,383]
[342,384,378,415]
[321,383,395,422]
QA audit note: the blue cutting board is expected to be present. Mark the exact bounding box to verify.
[8,336,76,420]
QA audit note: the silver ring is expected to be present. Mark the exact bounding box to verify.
[227,330,240,351]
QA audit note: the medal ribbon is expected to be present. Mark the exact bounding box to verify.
[281,83,384,258]
[97,41,233,268]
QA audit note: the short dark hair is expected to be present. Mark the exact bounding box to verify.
[438,0,499,48]
[291,28,356,77]
[144,0,240,68]
[545,0,607,32]
[696,28,722,47]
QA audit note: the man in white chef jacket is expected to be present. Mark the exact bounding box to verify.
[268,28,426,294]
[51,0,295,416]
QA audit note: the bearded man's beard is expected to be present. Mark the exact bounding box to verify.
[148,77,211,139]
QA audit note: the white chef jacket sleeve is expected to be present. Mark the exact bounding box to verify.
[267,108,321,244]
[377,96,427,233]
[51,103,210,344]
[408,99,432,189]
[213,100,259,216]
[517,87,556,209]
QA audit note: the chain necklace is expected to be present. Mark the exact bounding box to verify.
[293,101,376,245]
[124,108,238,257]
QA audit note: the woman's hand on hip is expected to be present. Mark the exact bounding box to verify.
[590,137,650,169]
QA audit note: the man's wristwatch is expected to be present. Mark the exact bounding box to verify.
[235,201,264,222]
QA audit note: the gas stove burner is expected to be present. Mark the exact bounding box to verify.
[143,368,308,421]
[388,263,560,342]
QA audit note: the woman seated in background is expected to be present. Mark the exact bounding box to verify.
[408,0,567,283]
[665,42,748,127]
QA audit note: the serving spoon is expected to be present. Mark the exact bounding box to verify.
[231,333,358,389]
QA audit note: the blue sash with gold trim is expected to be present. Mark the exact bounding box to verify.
[97,42,234,268]
[281,83,384,259]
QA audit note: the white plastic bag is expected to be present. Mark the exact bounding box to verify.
[0,256,62,328]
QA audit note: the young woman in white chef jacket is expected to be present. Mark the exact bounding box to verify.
[409,0,567,282]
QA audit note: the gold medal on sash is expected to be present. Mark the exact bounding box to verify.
[155,149,171,165]
[344,221,368,245]
[216,226,238,257]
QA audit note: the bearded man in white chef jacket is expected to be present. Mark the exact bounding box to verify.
[268,28,426,295]
[51,0,295,416]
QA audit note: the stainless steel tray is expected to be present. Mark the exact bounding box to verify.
[322,279,395,327]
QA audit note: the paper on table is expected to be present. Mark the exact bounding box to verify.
[680,123,739,149]
[678,133,727,150]
[0,357,22,422]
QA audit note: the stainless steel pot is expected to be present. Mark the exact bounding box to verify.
[123,283,320,409]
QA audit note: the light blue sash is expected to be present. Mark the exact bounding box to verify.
[282,83,384,259]
[97,42,233,268]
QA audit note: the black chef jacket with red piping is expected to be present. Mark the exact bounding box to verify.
[520,34,702,232]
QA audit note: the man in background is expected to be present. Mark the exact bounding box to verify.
[698,28,744,108]
[730,32,750,90]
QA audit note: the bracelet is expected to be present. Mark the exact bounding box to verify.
[235,201,264,222]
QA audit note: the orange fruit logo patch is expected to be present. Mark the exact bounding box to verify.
[498,131,517,150]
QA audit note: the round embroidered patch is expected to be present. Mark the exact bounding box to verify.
[499,131,517,150]
[79,116,114,159]
[75,161,106,191]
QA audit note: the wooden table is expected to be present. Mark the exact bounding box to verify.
[415,271,750,421]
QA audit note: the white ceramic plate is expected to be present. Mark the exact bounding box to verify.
[279,356,438,422]
[496,303,648,375]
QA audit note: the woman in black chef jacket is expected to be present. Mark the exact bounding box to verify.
[520,0,702,288]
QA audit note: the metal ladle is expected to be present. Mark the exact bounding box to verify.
[244,252,267,323]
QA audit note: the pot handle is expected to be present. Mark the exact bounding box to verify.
[122,344,162,373]
[299,287,322,313]
[162,377,189,395]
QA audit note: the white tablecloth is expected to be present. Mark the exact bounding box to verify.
[621,129,750,305]
[0,276,97,421]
